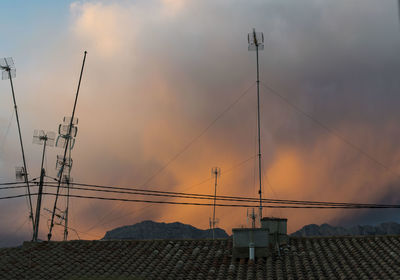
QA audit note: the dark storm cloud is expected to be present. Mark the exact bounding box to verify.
[1,0,400,245]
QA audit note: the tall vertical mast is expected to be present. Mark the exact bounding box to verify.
[248,29,264,223]
[48,51,87,241]
[32,130,55,241]
[211,167,220,240]
[0,57,35,234]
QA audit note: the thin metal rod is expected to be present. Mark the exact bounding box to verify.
[212,171,218,240]
[48,51,87,241]
[64,140,72,241]
[33,138,47,241]
[255,38,263,222]
[7,68,35,235]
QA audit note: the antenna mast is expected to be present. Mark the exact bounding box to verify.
[210,167,221,239]
[48,51,87,241]
[248,28,264,223]
[0,57,35,234]
[32,130,55,241]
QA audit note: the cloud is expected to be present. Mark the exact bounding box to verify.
[1,0,400,244]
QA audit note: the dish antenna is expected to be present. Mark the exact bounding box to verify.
[1,57,35,233]
[32,130,55,241]
[248,28,264,222]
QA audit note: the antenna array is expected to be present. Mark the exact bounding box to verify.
[48,50,87,242]
[1,56,35,234]
[15,166,27,181]
[32,130,55,241]
[0,57,16,80]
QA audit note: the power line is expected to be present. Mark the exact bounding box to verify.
[141,82,256,186]
[35,192,400,209]
[38,183,400,208]
[3,192,400,209]
[80,154,257,233]
[0,193,31,200]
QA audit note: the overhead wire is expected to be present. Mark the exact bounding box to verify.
[30,192,400,209]
[141,82,257,186]
[36,182,400,208]
[260,82,400,178]
[81,83,257,233]
[77,154,257,233]
[3,191,400,209]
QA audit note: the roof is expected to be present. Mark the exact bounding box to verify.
[1,235,400,279]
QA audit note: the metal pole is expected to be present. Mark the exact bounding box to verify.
[255,39,263,222]
[64,140,72,241]
[33,138,47,241]
[6,67,35,234]
[48,51,87,241]
[212,170,218,240]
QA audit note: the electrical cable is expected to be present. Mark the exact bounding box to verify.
[142,82,256,186]
[36,192,400,209]
[260,82,400,178]
[38,183,400,209]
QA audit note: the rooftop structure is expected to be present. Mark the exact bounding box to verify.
[1,235,400,279]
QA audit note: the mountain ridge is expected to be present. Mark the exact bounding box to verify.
[291,222,400,237]
[102,220,229,240]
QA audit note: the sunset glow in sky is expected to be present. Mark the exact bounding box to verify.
[1,0,400,246]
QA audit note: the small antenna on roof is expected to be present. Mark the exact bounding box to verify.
[32,130,55,241]
[247,208,258,228]
[210,167,221,240]
[1,57,35,234]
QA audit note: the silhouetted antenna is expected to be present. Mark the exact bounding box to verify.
[248,28,264,222]
[32,130,55,241]
[0,57,16,80]
[247,208,258,228]
[56,154,73,175]
[48,51,87,241]
[15,166,27,181]
[33,130,56,146]
[62,174,73,184]
[1,57,35,234]
[56,118,77,241]
[44,207,65,225]
[209,167,221,240]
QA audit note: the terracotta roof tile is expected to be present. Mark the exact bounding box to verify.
[1,236,400,279]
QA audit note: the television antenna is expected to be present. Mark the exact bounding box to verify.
[48,51,87,241]
[32,130,55,241]
[1,57,35,234]
[210,167,221,240]
[247,208,258,228]
[248,28,264,222]
[55,116,78,241]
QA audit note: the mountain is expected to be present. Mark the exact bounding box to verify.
[102,220,229,240]
[291,222,400,237]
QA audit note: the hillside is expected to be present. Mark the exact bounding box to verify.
[102,220,229,240]
[291,222,400,237]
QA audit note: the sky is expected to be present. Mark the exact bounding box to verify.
[1,0,400,247]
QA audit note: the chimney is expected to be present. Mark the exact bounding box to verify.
[232,217,288,259]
